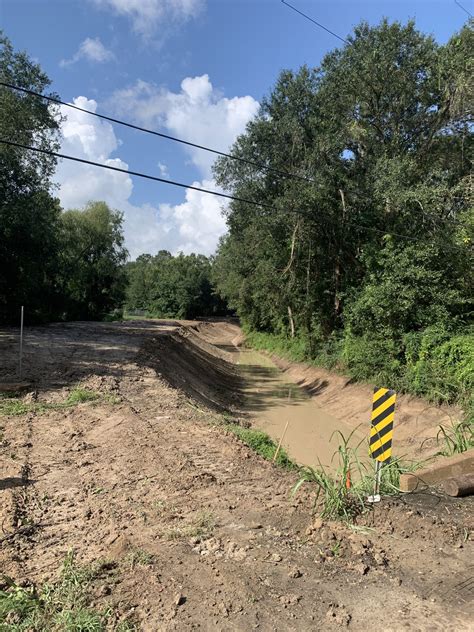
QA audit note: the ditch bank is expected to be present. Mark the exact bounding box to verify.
[142,321,460,468]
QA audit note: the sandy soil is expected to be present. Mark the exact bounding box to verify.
[0,319,473,631]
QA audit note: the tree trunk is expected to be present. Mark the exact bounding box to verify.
[287,305,295,338]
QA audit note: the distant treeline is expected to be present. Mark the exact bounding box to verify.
[211,19,473,412]
[125,252,227,319]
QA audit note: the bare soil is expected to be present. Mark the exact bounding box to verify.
[0,320,473,631]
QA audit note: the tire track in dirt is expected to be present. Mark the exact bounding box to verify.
[0,320,473,630]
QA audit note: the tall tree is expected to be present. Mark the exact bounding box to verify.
[59,202,128,320]
[0,33,63,323]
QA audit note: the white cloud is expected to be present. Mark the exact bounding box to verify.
[158,162,169,177]
[112,74,259,177]
[92,0,204,37]
[60,37,115,67]
[55,76,259,259]
[158,180,227,255]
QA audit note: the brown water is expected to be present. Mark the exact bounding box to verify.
[237,348,367,471]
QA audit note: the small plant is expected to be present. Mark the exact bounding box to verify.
[292,428,367,522]
[435,419,473,456]
[126,548,155,569]
[0,388,100,417]
[0,552,116,630]
[65,388,100,406]
[164,510,215,540]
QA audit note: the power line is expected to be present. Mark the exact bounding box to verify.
[454,0,473,18]
[0,138,430,243]
[0,81,313,184]
[281,0,348,44]
[0,138,276,209]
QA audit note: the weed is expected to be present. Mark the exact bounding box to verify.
[357,456,423,496]
[435,419,473,456]
[292,429,422,521]
[164,510,215,540]
[126,548,155,569]
[0,552,117,631]
[0,388,101,417]
[330,541,341,556]
[65,389,99,406]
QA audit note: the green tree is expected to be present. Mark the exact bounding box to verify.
[59,202,128,320]
[212,19,473,406]
[0,32,63,323]
[126,252,227,319]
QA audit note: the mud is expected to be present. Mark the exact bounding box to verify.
[0,319,472,631]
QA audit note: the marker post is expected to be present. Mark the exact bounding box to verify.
[19,306,24,380]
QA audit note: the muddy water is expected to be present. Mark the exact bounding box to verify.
[236,348,367,471]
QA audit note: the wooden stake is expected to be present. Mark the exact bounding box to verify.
[273,420,290,464]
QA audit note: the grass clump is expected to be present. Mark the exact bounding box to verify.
[293,430,366,521]
[0,388,101,417]
[0,552,125,631]
[226,424,296,469]
[65,388,99,406]
[435,418,473,456]
[293,429,423,522]
[125,548,155,569]
[164,510,215,541]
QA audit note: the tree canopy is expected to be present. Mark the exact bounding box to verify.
[212,19,473,408]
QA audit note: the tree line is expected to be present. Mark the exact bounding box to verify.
[211,19,473,411]
[0,34,127,323]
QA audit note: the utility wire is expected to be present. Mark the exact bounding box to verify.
[0,138,276,209]
[0,81,313,184]
[0,138,430,243]
[454,0,473,18]
[281,0,348,44]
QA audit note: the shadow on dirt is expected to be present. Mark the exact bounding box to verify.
[0,477,35,490]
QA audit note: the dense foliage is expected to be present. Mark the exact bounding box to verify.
[0,35,127,324]
[212,20,473,409]
[125,251,227,319]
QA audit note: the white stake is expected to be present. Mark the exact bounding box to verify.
[367,460,382,503]
[19,306,24,380]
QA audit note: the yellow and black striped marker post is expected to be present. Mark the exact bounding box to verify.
[369,387,396,463]
[368,387,397,502]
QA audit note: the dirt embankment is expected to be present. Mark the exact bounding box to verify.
[265,354,461,459]
[0,319,473,631]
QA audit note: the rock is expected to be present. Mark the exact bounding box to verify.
[174,593,186,607]
[250,523,263,530]
[355,562,369,575]
[270,553,282,563]
[288,568,302,579]
[279,594,301,606]
[312,517,323,530]
[326,604,351,626]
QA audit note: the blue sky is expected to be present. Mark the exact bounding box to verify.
[1,0,469,258]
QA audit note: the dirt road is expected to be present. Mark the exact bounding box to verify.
[0,320,472,630]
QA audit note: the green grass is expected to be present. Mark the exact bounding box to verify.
[226,424,296,469]
[292,429,424,522]
[435,418,474,456]
[0,552,135,631]
[0,388,102,417]
[64,389,99,406]
[125,548,155,569]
